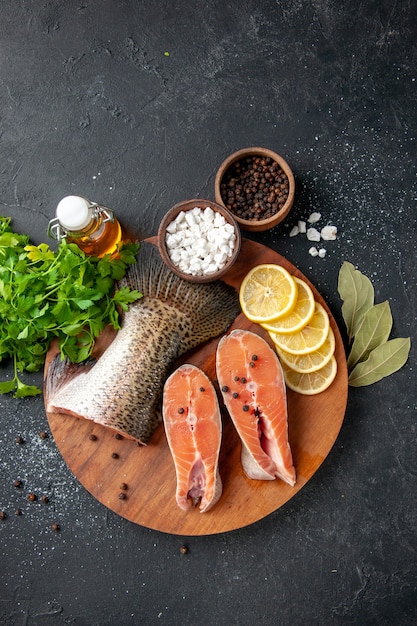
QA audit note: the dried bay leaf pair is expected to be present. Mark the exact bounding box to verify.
[338,262,411,387]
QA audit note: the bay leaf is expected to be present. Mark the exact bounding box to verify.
[338,262,374,342]
[347,301,393,369]
[348,337,411,387]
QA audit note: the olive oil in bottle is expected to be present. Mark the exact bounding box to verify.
[48,195,122,257]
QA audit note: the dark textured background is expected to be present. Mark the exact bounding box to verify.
[1,1,416,624]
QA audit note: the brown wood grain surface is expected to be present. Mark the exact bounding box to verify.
[44,237,348,536]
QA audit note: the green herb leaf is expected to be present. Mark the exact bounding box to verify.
[339,262,411,387]
[25,243,55,263]
[112,286,143,311]
[17,326,30,340]
[338,261,374,342]
[74,299,96,310]
[0,380,18,394]
[348,337,411,387]
[347,301,393,369]
[15,380,43,398]
[0,217,141,396]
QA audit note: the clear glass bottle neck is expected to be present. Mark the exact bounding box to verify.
[48,205,115,242]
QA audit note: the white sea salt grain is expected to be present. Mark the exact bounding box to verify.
[289,225,299,237]
[298,220,306,233]
[318,248,327,258]
[309,246,319,257]
[307,227,321,242]
[307,212,321,223]
[321,225,337,240]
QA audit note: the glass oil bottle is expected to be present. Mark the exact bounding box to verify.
[48,195,123,257]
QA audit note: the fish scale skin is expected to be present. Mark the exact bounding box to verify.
[45,242,240,444]
[46,301,189,442]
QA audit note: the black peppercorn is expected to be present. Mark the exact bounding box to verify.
[178,407,185,414]
[243,405,250,412]
[14,479,23,488]
[232,392,239,399]
[115,433,122,440]
[119,483,128,491]
[15,436,24,444]
[0,511,6,520]
[27,493,37,502]
[221,386,229,392]
[118,492,127,500]
[220,155,289,222]
[89,434,97,441]
[111,452,119,459]
[41,495,49,504]
[15,509,23,516]
[39,431,48,440]
[51,523,60,532]
[180,545,188,554]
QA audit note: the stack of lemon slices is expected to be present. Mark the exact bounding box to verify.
[239,264,337,395]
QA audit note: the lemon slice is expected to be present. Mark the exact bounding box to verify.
[275,327,336,373]
[239,264,298,323]
[269,302,330,355]
[262,277,315,334]
[281,355,337,395]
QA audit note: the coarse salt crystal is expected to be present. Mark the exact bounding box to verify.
[170,232,184,247]
[165,221,177,234]
[185,211,196,227]
[195,246,207,259]
[289,225,299,237]
[184,236,195,248]
[309,246,319,257]
[307,227,321,242]
[308,212,321,224]
[206,229,218,243]
[204,207,215,221]
[215,251,228,265]
[321,225,337,240]
[170,250,181,264]
[195,237,208,250]
[318,248,326,258]
[214,214,226,228]
[298,220,306,233]
[205,262,218,275]
[189,259,201,272]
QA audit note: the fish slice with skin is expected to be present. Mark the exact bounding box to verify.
[44,241,240,445]
[163,364,223,513]
[216,329,296,485]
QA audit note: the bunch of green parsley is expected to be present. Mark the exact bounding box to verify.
[0,216,142,397]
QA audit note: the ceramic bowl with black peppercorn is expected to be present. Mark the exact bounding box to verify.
[214,147,295,232]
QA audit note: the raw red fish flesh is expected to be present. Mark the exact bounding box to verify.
[216,329,296,485]
[162,364,223,513]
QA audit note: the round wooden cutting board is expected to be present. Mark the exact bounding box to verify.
[45,238,348,536]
